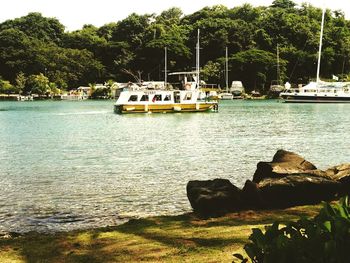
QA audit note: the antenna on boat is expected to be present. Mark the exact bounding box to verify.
[196,29,200,88]
[164,47,167,88]
[316,7,326,83]
[225,47,229,92]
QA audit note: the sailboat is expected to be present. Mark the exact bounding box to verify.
[114,30,219,113]
[218,47,234,100]
[269,44,284,98]
[280,8,350,103]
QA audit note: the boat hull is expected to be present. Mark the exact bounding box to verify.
[114,103,218,114]
[281,94,350,103]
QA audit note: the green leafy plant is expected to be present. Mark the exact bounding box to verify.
[234,197,350,263]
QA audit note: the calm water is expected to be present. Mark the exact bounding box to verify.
[0,100,350,233]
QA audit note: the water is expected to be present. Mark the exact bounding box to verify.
[0,100,349,233]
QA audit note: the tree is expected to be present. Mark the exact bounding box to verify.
[27,73,49,95]
[270,0,296,9]
[231,49,285,92]
[15,72,26,94]
[0,78,15,95]
[0,12,65,44]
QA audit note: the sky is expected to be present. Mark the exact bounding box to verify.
[0,0,349,31]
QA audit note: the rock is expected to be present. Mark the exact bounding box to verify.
[186,179,242,215]
[258,174,341,208]
[241,180,264,209]
[325,164,350,195]
[253,150,319,183]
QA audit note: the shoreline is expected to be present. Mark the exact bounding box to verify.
[0,204,322,262]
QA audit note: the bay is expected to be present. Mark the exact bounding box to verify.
[0,100,349,233]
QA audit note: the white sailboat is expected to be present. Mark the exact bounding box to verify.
[280,8,350,103]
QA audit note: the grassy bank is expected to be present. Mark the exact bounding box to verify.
[0,205,321,263]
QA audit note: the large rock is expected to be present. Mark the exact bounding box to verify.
[186,179,242,215]
[241,180,264,209]
[253,150,319,183]
[258,174,341,208]
[325,164,350,195]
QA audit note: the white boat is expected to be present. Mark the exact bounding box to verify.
[230,81,245,98]
[280,8,350,103]
[219,92,233,100]
[280,81,350,103]
[114,30,218,114]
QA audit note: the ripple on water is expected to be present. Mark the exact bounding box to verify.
[1,100,350,233]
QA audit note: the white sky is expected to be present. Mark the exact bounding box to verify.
[0,0,348,31]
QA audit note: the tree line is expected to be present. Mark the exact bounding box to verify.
[0,0,350,95]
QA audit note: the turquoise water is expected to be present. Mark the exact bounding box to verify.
[0,100,350,233]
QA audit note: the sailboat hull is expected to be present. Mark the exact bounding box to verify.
[281,94,350,103]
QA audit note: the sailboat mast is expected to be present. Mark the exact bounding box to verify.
[164,47,167,87]
[316,8,326,83]
[277,44,280,85]
[196,29,200,88]
[225,47,229,92]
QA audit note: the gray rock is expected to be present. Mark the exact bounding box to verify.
[325,164,350,195]
[258,174,341,208]
[253,149,320,183]
[186,179,242,215]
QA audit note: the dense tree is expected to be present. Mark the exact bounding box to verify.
[0,3,349,93]
[0,12,65,44]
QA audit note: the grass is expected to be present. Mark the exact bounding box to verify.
[0,205,321,263]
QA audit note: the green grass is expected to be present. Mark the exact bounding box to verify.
[0,205,321,262]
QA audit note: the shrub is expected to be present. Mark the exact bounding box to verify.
[233,197,350,263]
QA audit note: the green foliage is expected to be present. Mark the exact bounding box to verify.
[233,197,350,263]
[0,78,15,94]
[0,3,350,89]
[27,73,49,95]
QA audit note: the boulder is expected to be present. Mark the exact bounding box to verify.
[241,180,264,209]
[325,164,350,195]
[258,174,341,208]
[253,150,319,183]
[186,179,242,215]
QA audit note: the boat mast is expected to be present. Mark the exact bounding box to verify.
[225,46,229,92]
[316,8,326,83]
[164,47,167,88]
[196,29,200,88]
[277,44,280,85]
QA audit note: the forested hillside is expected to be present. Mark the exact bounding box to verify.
[1,0,349,95]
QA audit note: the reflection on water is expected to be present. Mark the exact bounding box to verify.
[0,100,350,233]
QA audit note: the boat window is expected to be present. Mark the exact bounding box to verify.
[345,88,349,93]
[164,94,171,101]
[140,95,149,101]
[152,94,162,102]
[334,90,337,93]
[174,92,180,103]
[128,95,138,102]
[184,92,192,100]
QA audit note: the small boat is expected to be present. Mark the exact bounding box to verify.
[218,92,233,100]
[246,90,266,100]
[230,81,245,99]
[114,30,218,114]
